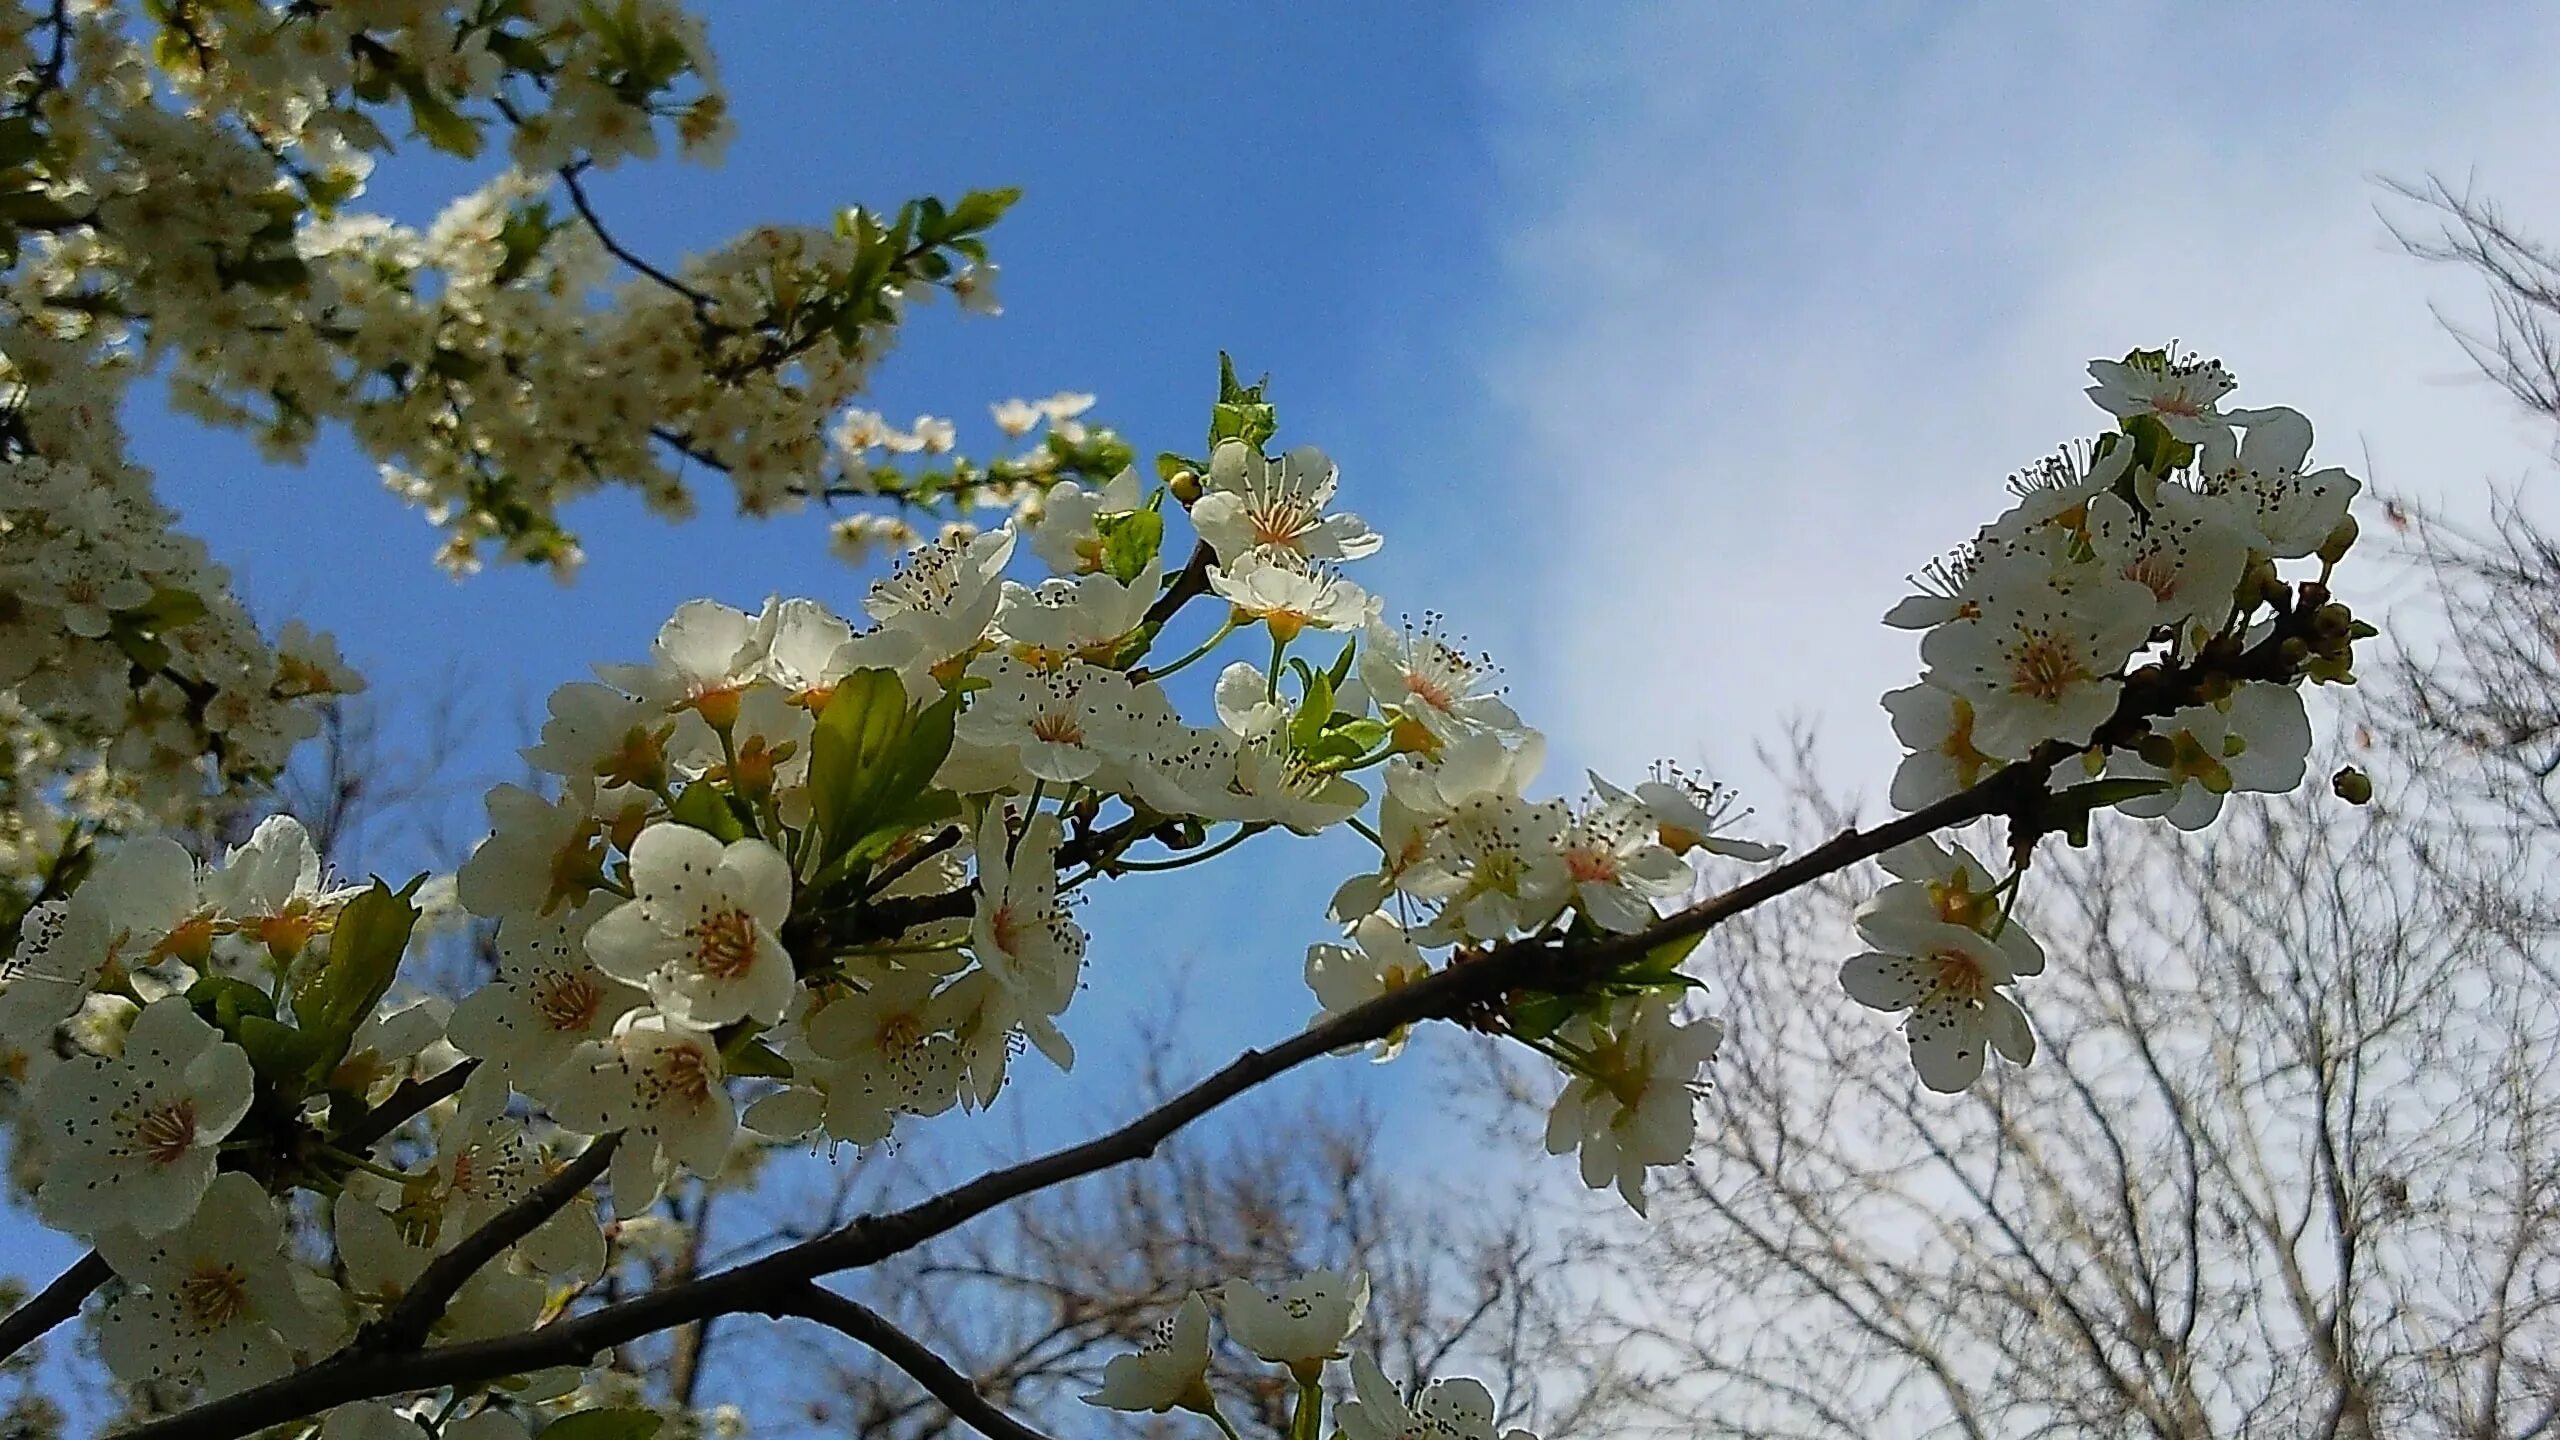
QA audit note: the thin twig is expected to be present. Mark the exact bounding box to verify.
[559,162,727,325]
[779,1283,1058,1440]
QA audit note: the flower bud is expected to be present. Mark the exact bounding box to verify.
[1169,469,1201,505]
[2242,557,2283,608]
[2317,513,2359,565]
[2331,766,2373,805]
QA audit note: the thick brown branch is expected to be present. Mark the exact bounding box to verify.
[778,1284,1059,1440]
[1141,540,1216,632]
[339,1060,479,1151]
[0,1250,108,1365]
[363,1134,621,1353]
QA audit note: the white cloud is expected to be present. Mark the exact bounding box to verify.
[1470,1,2560,798]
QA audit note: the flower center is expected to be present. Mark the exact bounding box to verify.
[989,904,1024,957]
[533,971,606,1032]
[2126,552,2180,602]
[651,1044,717,1108]
[691,909,759,981]
[1402,669,1455,713]
[1029,709,1086,746]
[2006,633,2090,702]
[177,1263,250,1328]
[1249,497,1317,551]
[1929,948,1988,1000]
[879,1013,925,1056]
[1565,848,1620,885]
[135,1100,198,1165]
[2152,390,2203,418]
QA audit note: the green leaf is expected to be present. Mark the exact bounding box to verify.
[1506,991,1591,1044]
[396,76,484,160]
[669,781,746,843]
[1291,668,1334,752]
[537,1410,664,1440]
[0,188,85,228]
[1154,451,1196,483]
[224,254,312,292]
[809,673,960,869]
[1617,930,1705,987]
[236,1014,332,1086]
[1209,401,1277,452]
[720,1034,793,1079]
[484,28,558,76]
[1307,717,1389,766]
[1098,507,1163,584]
[1208,353,1277,451]
[1216,351,1268,405]
[125,586,207,633]
[1326,636,1359,691]
[187,975,276,1034]
[944,187,1021,235]
[289,877,423,1075]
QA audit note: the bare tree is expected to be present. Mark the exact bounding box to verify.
[1535,741,2560,1440]
[1522,181,2560,1440]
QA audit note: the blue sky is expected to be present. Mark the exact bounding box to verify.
[22,0,2560,1419]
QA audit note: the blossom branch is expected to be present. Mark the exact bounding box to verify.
[0,1060,479,1366]
[1142,540,1217,631]
[557,162,729,326]
[361,1133,622,1353]
[775,1282,1060,1440]
[111,749,2045,1440]
[0,1250,108,1365]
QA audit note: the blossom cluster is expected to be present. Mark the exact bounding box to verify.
[0,430,364,850]
[0,0,1111,922]
[0,0,1077,574]
[1085,1265,1535,1440]
[434,405,1780,1218]
[1850,350,2362,1089]
[0,349,2373,1436]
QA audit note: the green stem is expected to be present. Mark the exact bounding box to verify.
[1142,617,1237,681]
[1267,630,1287,703]
[1109,823,1268,874]
[321,1148,416,1185]
[1345,815,1388,853]
[1201,1401,1248,1440]
[714,731,763,840]
[1288,1371,1326,1440]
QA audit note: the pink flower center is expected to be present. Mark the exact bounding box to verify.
[1565,848,1620,885]
[136,1100,197,1166]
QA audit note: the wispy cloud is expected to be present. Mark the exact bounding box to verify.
[1468,1,2560,798]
